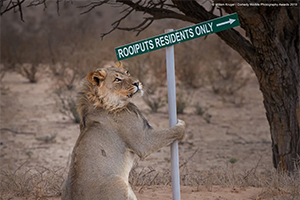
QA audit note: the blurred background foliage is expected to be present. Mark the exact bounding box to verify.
[1,2,250,115]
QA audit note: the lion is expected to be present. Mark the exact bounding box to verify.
[61,62,185,200]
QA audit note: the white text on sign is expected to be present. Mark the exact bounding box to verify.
[117,23,213,59]
[115,13,240,60]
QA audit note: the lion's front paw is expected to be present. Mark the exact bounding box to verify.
[177,119,185,127]
[176,119,185,141]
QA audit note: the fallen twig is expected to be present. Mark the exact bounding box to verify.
[180,148,199,169]
[0,128,35,135]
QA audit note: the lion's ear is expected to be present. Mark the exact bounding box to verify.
[87,70,107,86]
[113,61,123,69]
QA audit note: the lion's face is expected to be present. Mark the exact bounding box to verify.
[87,62,143,111]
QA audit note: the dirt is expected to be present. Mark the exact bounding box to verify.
[0,69,273,199]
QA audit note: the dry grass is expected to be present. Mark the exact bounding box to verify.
[128,157,300,199]
[1,154,299,199]
[259,169,300,200]
[0,161,66,200]
[129,164,300,199]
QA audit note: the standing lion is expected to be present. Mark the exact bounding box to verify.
[62,62,185,200]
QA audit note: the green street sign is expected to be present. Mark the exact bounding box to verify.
[115,13,240,60]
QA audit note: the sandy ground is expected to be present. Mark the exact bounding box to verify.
[0,69,273,199]
[2,186,264,200]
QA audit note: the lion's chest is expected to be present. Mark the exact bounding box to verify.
[123,150,135,177]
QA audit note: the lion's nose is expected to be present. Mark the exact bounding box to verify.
[133,82,139,88]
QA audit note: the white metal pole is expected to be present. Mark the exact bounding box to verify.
[165,29,181,200]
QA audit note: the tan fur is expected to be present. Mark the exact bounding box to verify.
[62,62,185,200]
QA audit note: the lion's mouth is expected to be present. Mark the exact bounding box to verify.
[127,92,136,98]
[127,83,143,98]
[127,88,140,98]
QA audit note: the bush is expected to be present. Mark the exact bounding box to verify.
[55,88,80,124]
[142,91,166,113]
[175,41,206,89]
[194,103,212,123]
[0,162,65,199]
[176,93,188,114]
[199,36,249,97]
[18,64,39,83]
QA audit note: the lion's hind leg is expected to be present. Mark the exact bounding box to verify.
[98,176,137,200]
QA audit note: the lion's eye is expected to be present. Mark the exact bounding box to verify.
[126,71,130,76]
[114,77,122,83]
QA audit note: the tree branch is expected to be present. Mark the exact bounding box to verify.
[1,0,72,20]
[88,0,256,66]
[101,5,136,39]
[116,0,198,22]
[78,0,110,15]
[117,17,154,36]
[1,0,256,66]
[0,0,25,21]
[17,0,24,21]
[171,0,256,66]
[98,0,199,39]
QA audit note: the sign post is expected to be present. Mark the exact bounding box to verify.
[165,29,181,200]
[115,13,240,60]
[115,13,240,200]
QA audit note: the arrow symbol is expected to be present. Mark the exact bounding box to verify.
[216,18,236,27]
